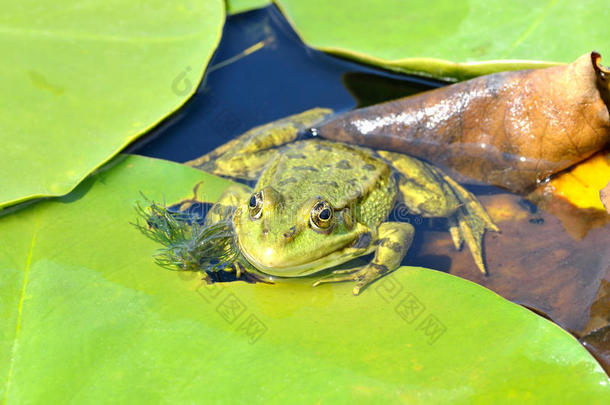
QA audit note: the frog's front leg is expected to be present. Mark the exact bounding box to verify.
[313,222,414,295]
[186,108,333,181]
[379,151,499,275]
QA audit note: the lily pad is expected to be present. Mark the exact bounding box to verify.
[0,155,608,403]
[275,0,610,80]
[0,0,224,209]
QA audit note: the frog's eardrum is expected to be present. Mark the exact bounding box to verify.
[317,52,610,193]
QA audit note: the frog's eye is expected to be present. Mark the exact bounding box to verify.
[310,200,334,231]
[248,191,263,220]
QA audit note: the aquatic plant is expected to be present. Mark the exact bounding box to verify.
[133,195,240,274]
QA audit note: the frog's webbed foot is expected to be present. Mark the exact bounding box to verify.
[443,174,499,275]
[379,150,498,275]
[173,181,206,212]
[205,262,274,285]
[312,266,360,286]
[240,271,274,285]
[312,265,387,295]
[313,222,414,295]
[233,262,274,285]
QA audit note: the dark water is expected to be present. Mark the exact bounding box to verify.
[127,5,441,161]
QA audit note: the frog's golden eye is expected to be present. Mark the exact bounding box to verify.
[310,200,334,231]
[248,191,263,220]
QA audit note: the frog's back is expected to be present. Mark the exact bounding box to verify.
[256,140,396,225]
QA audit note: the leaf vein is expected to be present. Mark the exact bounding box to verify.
[2,216,40,405]
[501,0,559,57]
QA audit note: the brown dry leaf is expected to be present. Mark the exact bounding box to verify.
[316,52,610,193]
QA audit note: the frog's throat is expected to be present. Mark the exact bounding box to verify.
[237,238,373,277]
[235,224,374,277]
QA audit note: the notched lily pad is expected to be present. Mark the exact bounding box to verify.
[0,154,608,403]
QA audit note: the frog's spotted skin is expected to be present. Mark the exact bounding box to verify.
[187,108,498,295]
[258,142,394,224]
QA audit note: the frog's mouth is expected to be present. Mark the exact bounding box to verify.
[239,242,363,277]
[236,226,373,277]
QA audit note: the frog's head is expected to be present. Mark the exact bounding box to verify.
[233,186,370,277]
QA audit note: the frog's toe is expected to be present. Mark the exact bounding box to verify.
[329,267,362,275]
[201,272,213,284]
[241,271,274,285]
[312,268,364,287]
[352,265,389,295]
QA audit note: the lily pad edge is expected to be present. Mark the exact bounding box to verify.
[0,2,227,210]
[272,0,563,81]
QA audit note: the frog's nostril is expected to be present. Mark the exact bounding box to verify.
[283,226,297,239]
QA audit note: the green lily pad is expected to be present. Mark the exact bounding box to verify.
[275,0,610,81]
[0,155,608,403]
[0,0,224,209]
[226,0,270,14]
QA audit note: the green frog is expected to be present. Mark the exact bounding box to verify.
[186,108,498,295]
